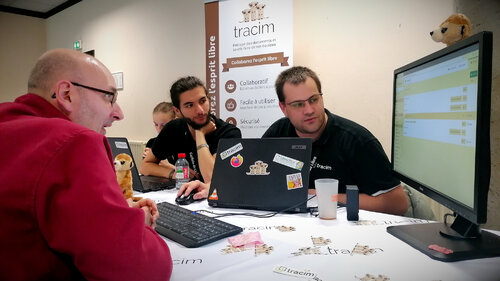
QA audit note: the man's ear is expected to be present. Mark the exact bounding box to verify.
[278,102,288,117]
[53,80,73,113]
[173,106,182,117]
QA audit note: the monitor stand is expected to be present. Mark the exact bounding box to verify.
[387,220,500,262]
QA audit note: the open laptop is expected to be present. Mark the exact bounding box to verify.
[107,137,175,192]
[208,138,312,213]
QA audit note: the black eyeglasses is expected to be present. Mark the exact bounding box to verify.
[285,93,323,109]
[71,81,117,104]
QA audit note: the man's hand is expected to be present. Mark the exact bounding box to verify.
[187,116,217,184]
[142,147,151,158]
[177,180,210,200]
[129,198,159,228]
[197,119,216,136]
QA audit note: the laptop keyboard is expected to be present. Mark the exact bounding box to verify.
[155,202,243,248]
[141,178,175,191]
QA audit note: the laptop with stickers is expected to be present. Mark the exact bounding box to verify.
[208,138,312,213]
[107,137,175,192]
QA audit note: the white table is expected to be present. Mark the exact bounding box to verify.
[139,189,500,281]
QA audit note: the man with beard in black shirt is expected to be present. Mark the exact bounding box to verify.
[140,76,241,185]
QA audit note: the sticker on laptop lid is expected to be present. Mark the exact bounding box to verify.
[114,141,128,149]
[220,143,243,160]
[286,173,303,190]
[209,189,218,200]
[230,154,243,168]
[273,153,304,171]
[246,160,270,175]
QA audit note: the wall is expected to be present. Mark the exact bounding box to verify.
[45,0,206,142]
[413,0,500,232]
[45,0,457,151]
[455,0,500,231]
[293,0,500,231]
[1,0,455,148]
[293,0,455,154]
[0,12,46,101]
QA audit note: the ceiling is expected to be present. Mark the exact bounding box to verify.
[0,0,81,18]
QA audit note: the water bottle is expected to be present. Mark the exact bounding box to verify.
[175,153,189,189]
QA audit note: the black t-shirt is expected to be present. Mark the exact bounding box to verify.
[151,115,242,182]
[146,137,156,148]
[262,109,400,195]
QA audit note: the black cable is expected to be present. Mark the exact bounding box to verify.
[194,195,317,218]
[443,212,456,226]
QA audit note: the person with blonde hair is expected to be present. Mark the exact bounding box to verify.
[143,101,176,159]
[147,102,176,146]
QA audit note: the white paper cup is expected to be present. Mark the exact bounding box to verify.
[315,178,339,220]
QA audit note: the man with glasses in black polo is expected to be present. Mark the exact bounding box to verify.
[262,66,409,216]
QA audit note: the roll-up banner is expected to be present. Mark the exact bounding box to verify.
[205,0,293,137]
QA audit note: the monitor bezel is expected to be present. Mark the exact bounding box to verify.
[391,31,493,226]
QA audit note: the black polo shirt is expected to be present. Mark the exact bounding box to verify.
[262,109,400,195]
[152,115,241,182]
[146,137,156,148]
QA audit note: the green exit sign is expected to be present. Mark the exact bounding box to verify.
[73,40,82,50]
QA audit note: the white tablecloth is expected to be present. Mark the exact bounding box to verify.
[138,189,500,281]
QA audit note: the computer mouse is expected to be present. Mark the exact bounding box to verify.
[175,190,198,205]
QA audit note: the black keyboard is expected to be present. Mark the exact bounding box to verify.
[155,202,243,248]
[140,176,175,192]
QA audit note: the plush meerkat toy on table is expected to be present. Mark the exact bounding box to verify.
[114,153,141,202]
[430,13,471,46]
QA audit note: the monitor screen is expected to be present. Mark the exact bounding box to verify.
[387,31,500,262]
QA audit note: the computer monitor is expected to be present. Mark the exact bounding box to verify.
[387,31,500,262]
